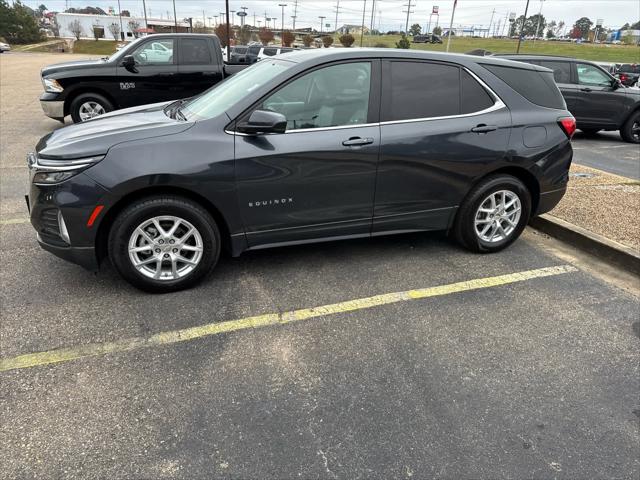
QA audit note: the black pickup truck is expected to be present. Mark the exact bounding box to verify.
[40,33,247,123]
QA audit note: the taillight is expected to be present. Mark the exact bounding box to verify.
[619,74,628,82]
[558,117,576,139]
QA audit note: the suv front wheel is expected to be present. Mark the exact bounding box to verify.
[620,110,640,143]
[108,196,221,293]
[452,175,531,253]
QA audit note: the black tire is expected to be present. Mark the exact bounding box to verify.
[452,175,531,253]
[580,128,601,136]
[69,92,114,123]
[108,196,220,293]
[620,110,640,144]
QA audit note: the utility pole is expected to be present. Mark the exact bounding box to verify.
[172,0,178,32]
[117,0,124,39]
[225,0,230,60]
[334,0,340,37]
[142,0,148,30]
[360,0,367,47]
[403,1,415,34]
[502,11,509,36]
[533,0,545,44]
[516,0,531,53]
[292,0,299,31]
[369,0,376,35]
[487,8,495,38]
[446,0,458,52]
[319,16,326,33]
[279,4,287,43]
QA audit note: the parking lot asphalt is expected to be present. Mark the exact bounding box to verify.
[571,130,640,180]
[1,53,640,479]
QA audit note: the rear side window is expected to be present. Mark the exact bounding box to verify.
[385,61,460,121]
[538,60,572,84]
[179,38,212,65]
[482,64,565,109]
[461,70,494,114]
[619,64,639,73]
[263,48,278,56]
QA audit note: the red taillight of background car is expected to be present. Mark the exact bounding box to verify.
[558,117,576,139]
[619,74,628,83]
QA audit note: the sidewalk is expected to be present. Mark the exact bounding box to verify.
[549,164,640,252]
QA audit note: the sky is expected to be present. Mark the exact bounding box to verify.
[18,0,640,31]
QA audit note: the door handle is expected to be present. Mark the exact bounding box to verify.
[157,73,175,77]
[471,124,497,134]
[202,72,217,76]
[342,137,374,147]
[580,87,592,92]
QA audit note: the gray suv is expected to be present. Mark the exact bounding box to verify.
[499,55,640,143]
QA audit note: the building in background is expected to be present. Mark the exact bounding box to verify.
[55,12,190,40]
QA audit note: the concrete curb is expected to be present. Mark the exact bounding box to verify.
[529,214,640,277]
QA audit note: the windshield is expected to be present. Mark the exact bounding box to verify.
[180,60,292,121]
[106,36,145,62]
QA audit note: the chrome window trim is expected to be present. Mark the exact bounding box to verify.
[227,65,506,135]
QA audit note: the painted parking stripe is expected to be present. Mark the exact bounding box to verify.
[0,217,29,225]
[0,264,578,373]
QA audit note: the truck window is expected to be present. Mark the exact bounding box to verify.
[132,39,175,66]
[180,38,212,65]
[576,63,611,87]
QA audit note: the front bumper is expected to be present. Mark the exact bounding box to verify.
[40,99,65,120]
[37,234,99,270]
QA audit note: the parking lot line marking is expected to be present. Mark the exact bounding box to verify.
[0,217,29,225]
[0,264,578,373]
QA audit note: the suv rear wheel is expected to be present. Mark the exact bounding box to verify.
[70,92,114,123]
[108,196,221,293]
[620,110,640,144]
[452,175,531,253]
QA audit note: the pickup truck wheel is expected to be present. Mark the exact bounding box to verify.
[620,111,640,144]
[70,93,113,123]
[108,196,221,293]
[452,175,531,253]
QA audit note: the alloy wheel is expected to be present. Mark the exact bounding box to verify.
[78,101,106,121]
[128,216,204,281]
[474,190,522,243]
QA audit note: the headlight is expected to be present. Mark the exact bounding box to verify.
[42,78,64,93]
[28,153,104,185]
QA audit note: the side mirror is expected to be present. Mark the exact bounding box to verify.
[122,55,136,69]
[237,110,287,135]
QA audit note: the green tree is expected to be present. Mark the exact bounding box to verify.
[573,16,593,39]
[432,26,442,36]
[409,23,421,36]
[395,33,410,49]
[0,0,43,44]
[339,33,355,47]
[321,35,333,48]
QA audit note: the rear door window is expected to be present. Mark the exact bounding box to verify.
[179,38,212,65]
[460,70,494,113]
[384,61,460,121]
[263,48,278,56]
[537,60,572,84]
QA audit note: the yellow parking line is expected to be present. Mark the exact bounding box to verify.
[0,218,29,225]
[0,264,578,373]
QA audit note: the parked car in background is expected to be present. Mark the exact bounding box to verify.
[616,64,640,87]
[499,55,640,143]
[27,49,574,292]
[0,41,10,53]
[412,34,443,44]
[39,34,249,123]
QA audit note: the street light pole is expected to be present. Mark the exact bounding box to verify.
[279,4,287,44]
[225,0,231,61]
[516,0,531,53]
[117,0,124,39]
[172,0,178,32]
[360,0,367,47]
[446,0,458,52]
[533,0,545,44]
[319,16,325,34]
[142,0,148,30]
